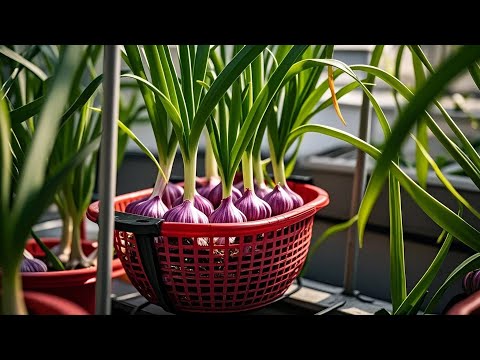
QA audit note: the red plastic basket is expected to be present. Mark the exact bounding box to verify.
[87,181,329,313]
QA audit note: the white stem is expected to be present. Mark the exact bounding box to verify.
[151,159,174,197]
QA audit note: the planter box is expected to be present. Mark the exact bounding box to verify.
[297,150,480,239]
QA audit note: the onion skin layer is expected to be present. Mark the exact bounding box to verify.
[234,189,272,221]
[263,184,294,216]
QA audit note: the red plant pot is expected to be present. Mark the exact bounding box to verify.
[446,291,480,315]
[88,181,329,313]
[24,291,90,315]
[21,238,125,314]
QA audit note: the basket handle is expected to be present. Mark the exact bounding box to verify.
[114,211,175,313]
[113,211,162,235]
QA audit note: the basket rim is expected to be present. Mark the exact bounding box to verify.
[87,181,329,235]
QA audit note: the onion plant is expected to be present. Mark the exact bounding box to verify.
[203,45,309,223]
[121,45,267,224]
[297,45,480,314]
[0,46,102,314]
[2,45,137,269]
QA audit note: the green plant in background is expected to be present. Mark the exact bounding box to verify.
[302,45,480,314]
[117,88,148,168]
[0,45,102,314]
[1,45,146,269]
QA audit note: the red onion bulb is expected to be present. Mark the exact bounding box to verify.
[263,184,294,216]
[163,200,210,246]
[234,189,272,221]
[173,190,214,216]
[197,177,221,198]
[255,183,273,199]
[126,195,168,219]
[162,182,184,209]
[21,254,48,272]
[283,183,304,208]
[209,196,246,244]
[208,182,242,209]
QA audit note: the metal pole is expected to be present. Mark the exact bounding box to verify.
[95,45,120,315]
[342,68,373,295]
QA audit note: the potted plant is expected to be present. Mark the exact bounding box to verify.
[0,45,104,314]
[0,45,140,314]
[22,291,90,315]
[297,45,480,314]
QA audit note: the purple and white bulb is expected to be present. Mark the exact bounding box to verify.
[209,196,247,245]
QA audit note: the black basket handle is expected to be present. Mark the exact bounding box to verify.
[114,211,175,313]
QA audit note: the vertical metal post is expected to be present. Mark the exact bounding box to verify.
[343,63,373,295]
[95,45,120,315]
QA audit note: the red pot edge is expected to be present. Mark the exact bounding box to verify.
[446,291,480,315]
[21,238,124,285]
[24,291,90,315]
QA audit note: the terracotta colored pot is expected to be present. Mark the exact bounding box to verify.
[21,238,125,314]
[446,291,480,315]
[24,291,90,315]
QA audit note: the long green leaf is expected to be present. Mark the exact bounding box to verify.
[393,45,405,112]
[229,46,308,185]
[1,46,41,98]
[61,72,108,125]
[31,230,65,271]
[389,173,406,312]
[312,215,358,257]
[355,46,480,244]
[0,95,11,237]
[350,64,480,190]
[425,253,480,314]
[410,45,480,179]
[190,45,267,151]
[411,51,429,189]
[0,45,47,81]
[9,96,44,125]
[278,79,297,147]
[287,124,480,254]
[412,135,480,219]
[409,45,436,74]
[11,46,84,232]
[468,61,480,90]
[228,81,242,157]
[14,136,101,256]
[178,45,195,123]
[193,45,210,107]
[285,136,303,178]
[38,45,59,66]
[124,47,163,138]
[395,220,457,315]
[280,58,393,156]
[300,215,359,277]
[409,48,480,173]
[160,45,190,138]
[137,45,169,159]
[10,71,115,129]
[117,119,165,180]
[120,74,187,156]
[205,116,226,180]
